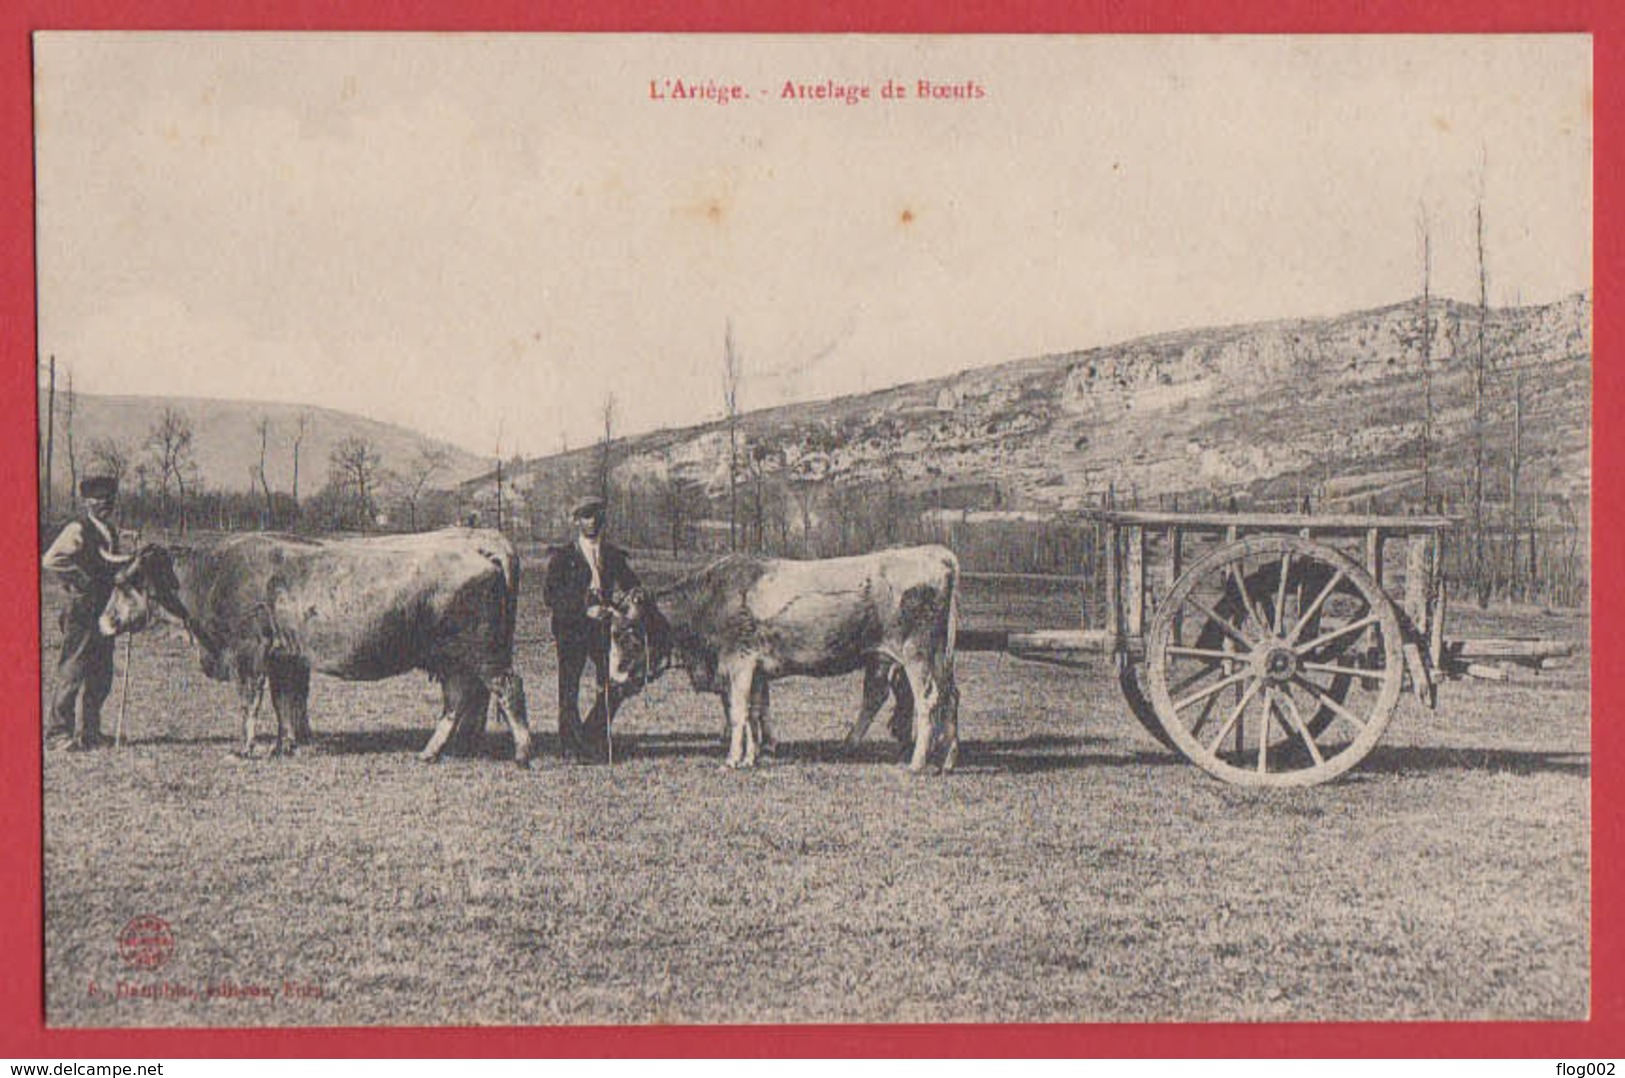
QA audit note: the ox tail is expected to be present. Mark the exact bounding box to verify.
[943,549,960,676]
[477,540,522,663]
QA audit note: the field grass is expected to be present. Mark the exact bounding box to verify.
[41,574,1589,1027]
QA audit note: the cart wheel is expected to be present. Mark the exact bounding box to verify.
[1145,534,1404,786]
[1118,655,1178,751]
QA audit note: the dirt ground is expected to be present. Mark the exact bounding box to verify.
[40,573,1589,1027]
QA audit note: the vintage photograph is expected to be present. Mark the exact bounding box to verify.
[35,33,1590,1026]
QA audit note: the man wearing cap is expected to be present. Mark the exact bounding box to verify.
[542,496,641,761]
[41,474,134,751]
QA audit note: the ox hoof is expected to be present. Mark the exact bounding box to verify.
[417,751,442,765]
[512,755,533,770]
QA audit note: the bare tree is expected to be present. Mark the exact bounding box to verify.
[329,435,382,528]
[252,416,276,528]
[42,356,55,521]
[788,479,818,556]
[658,445,686,556]
[289,411,310,517]
[395,445,450,531]
[62,370,79,498]
[744,441,773,552]
[723,319,742,551]
[492,422,505,533]
[1472,180,1490,605]
[1418,205,1434,508]
[145,406,198,530]
[598,392,617,504]
[86,437,131,489]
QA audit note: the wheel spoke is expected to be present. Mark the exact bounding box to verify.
[1302,659,1387,684]
[1228,562,1269,634]
[1181,593,1255,650]
[1170,661,1228,701]
[1273,550,1293,635]
[1173,668,1253,714]
[1167,645,1242,662]
[1205,677,1264,756]
[1295,612,1381,656]
[1291,673,1367,731]
[1285,567,1346,645]
[1275,689,1326,767]
[1257,691,1271,773]
[1187,693,1221,739]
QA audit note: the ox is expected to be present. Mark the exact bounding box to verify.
[606,546,960,772]
[97,529,533,764]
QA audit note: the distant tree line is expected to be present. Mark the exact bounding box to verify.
[38,392,473,541]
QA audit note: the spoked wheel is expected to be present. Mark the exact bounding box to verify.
[1118,655,1178,750]
[1145,534,1404,787]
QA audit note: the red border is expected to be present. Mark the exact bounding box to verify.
[1,0,1616,1059]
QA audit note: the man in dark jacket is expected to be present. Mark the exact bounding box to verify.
[542,496,640,761]
[41,473,133,751]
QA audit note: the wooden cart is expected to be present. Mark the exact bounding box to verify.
[965,509,1570,787]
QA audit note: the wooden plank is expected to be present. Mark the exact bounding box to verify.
[1104,521,1121,655]
[958,629,1011,652]
[1169,525,1184,641]
[1448,638,1575,661]
[961,628,1113,659]
[959,571,1093,585]
[1087,509,1456,533]
[1125,525,1145,639]
[1008,629,1112,652]
[1403,533,1430,632]
[1428,537,1446,670]
[1364,528,1384,588]
[1403,641,1436,709]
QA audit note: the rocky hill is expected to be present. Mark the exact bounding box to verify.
[476,292,1590,533]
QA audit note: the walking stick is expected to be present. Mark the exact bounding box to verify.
[115,632,133,748]
[601,661,614,767]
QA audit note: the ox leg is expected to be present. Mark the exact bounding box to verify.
[445,673,492,757]
[888,667,918,762]
[937,679,961,774]
[843,659,894,752]
[234,672,264,759]
[418,708,458,764]
[489,671,534,767]
[751,676,776,758]
[418,670,462,765]
[723,664,760,769]
[268,657,313,753]
[900,660,943,774]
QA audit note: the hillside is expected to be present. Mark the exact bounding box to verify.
[37,392,491,498]
[473,292,1590,535]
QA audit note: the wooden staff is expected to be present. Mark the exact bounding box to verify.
[115,632,133,748]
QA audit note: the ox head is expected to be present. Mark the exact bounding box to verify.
[99,545,187,637]
[605,589,672,690]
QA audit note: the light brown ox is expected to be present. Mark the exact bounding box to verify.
[97,529,533,764]
[606,546,960,772]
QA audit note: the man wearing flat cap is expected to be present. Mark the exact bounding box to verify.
[41,473,133,751]
[542,496,641,761]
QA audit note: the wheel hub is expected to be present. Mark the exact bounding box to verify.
[1261,645,1297,684]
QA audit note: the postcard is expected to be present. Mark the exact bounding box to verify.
[32,32,1591,1032]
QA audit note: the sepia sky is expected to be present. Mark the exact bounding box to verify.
[33,34,1591,459]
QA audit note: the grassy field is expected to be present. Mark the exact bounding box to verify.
[41,572,1589,1027]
